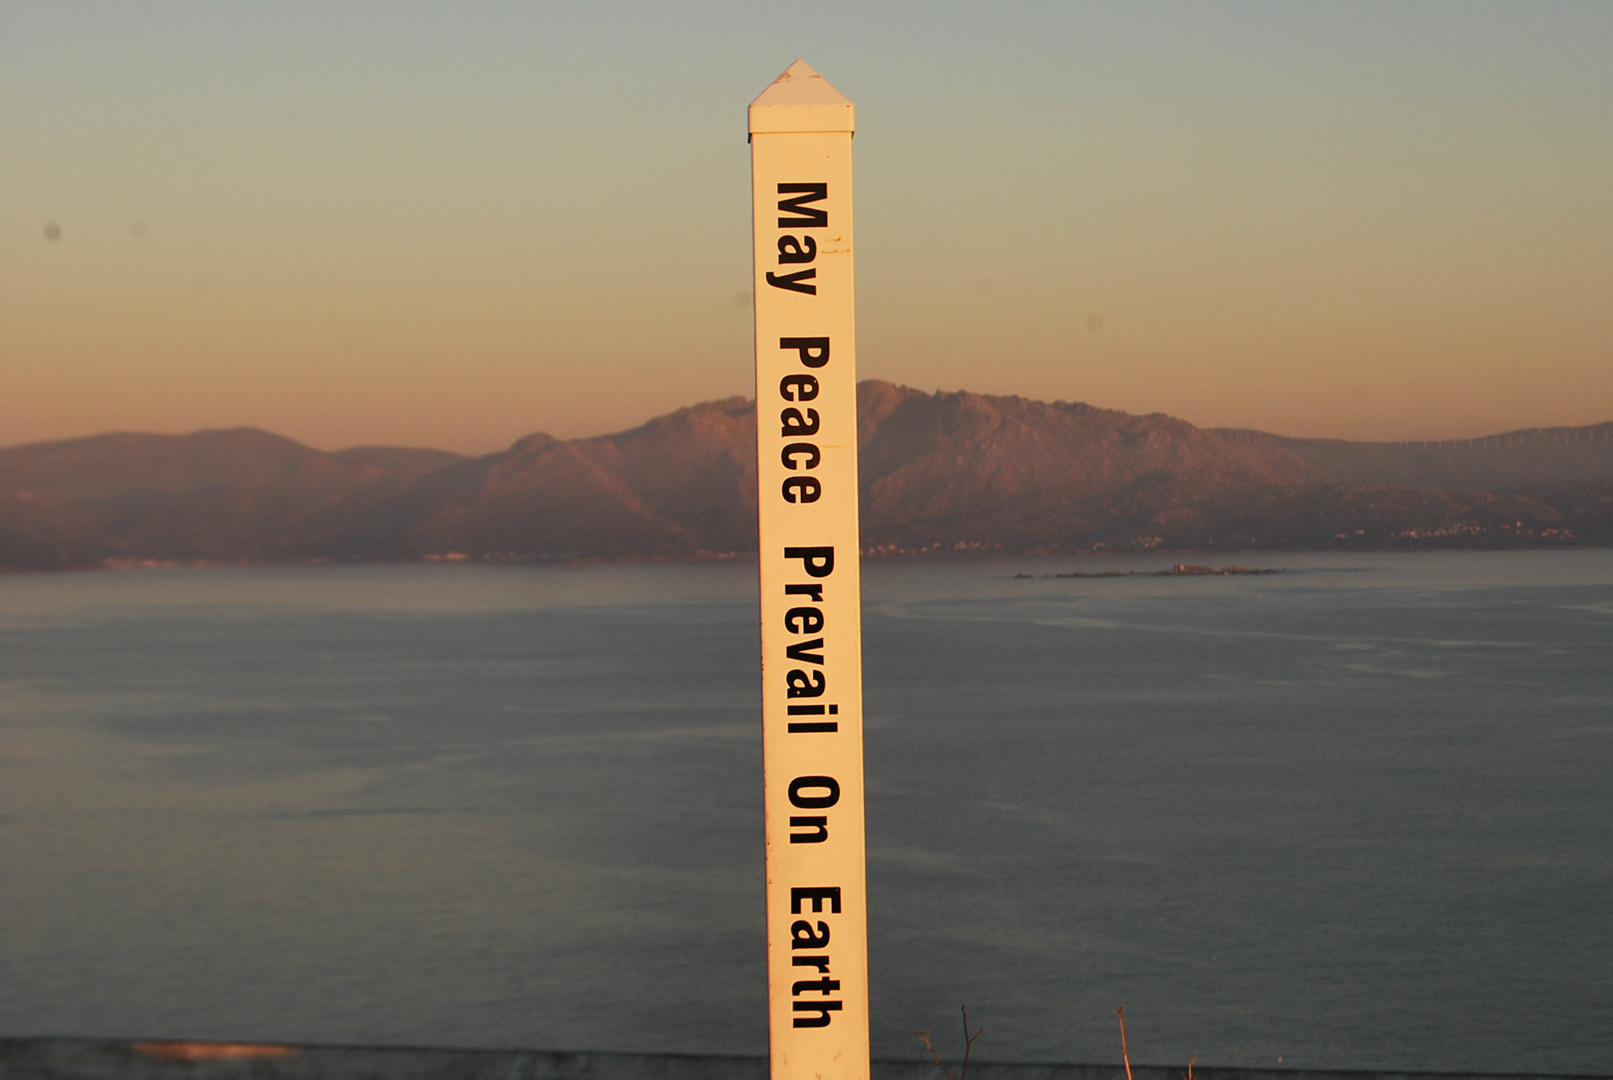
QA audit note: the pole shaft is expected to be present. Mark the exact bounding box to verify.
[750,70,869,1080]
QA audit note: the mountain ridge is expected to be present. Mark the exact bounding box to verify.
[3,381,1610,571]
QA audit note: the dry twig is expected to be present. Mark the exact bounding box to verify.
[912,1006,984,1080]
[1117,1007,1134,1080]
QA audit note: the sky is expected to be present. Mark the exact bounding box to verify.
[3,1,1610,454]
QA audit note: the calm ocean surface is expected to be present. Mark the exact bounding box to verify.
[0,552,1609,1073]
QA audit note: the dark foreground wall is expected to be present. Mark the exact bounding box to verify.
[2,1040,1605,1080]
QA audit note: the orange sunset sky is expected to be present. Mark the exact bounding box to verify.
[3,2,1610,455]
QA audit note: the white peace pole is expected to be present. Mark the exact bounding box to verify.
[749,61,869,1080]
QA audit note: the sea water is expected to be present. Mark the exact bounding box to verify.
[0,552,1608,1073]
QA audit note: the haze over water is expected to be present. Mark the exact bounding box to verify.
[1,552,1609,1073]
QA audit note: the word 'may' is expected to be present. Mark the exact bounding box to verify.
[767,183,827,295]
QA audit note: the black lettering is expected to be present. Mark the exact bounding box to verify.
[789,777,840,810]
[766,269,817,295]
[785,638,824,665]
[779,337,829,368]
[792,977,841,996]
[781,443,821,471]
[785,583,823,602]
[792,956,831,973]
[780,374,819,401]
[793,1001,842,1028]
[777,235,817,264]
[782,477,821,504]
[784,546,834,577]
[777,183,828,228]
[788,721,838,733]
[790,920,830,949]
[787,704,825,715]
[780,408,820,436]
[791,886,841,914]
[784,606,823,634]
[789,815,828,843]
[787,667,825,702]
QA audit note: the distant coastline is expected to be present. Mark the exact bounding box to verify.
[2,381,1610,573]
[1028,564,1285,579]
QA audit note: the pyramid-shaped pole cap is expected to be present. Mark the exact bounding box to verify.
[749,60,855,135]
